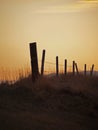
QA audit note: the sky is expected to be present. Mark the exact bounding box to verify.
[0,0,98,77]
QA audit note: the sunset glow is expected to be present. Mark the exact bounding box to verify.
[0,0,98,81]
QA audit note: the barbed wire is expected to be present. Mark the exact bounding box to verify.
[38,59,74,75]
[45,61,55,65]
[0,59,95,82]
[38,58,89,75]
[39,59,71,67]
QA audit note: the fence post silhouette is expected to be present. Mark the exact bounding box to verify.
[29,42,39,82]
[75,63,79,75]
[84,64,87,76]
[64,59,67,75]
[90,64,94,76]
[73,61,75,76]
[41,49,46,75]
[56,56,59,76]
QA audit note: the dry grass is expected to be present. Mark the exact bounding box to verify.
[0,66,31,83]
[0,74,98,130]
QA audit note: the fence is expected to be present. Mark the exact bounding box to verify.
[29,43,95,82]
[38,59,72,75]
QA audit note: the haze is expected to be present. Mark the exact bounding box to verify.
[0,0,98,72]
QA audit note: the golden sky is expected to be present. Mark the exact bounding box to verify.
[0,0,98,73]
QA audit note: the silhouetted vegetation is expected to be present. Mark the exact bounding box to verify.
[0,74,98,130]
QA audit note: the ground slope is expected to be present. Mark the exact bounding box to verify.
[0,75,98,130]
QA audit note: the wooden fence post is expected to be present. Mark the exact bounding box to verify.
[29,42,39,82]
[90,64,94,76]
[56,56,59,76]
[84,64,86,76]
[73,61,75,76]
[64,59,67,75]
[41,49,46,75]
[75,63,79,75]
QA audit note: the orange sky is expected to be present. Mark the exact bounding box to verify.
[0,0,98,79]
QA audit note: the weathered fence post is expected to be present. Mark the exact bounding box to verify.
[29,42,39,82]
[84,64,86,76]
[64,59,67,75]
[41,49,46,75]
[75,63,79,75]
[73,61,75,76]
[56,56,59,76]
[90,64,94,76]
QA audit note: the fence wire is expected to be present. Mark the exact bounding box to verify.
[38,60,72,75]
[0,59,95,82]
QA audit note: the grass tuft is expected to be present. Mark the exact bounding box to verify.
[0,74,98,130]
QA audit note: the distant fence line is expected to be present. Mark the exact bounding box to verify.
[29,42,95,82]
[38,60,72,75]
[0,42,95,83]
